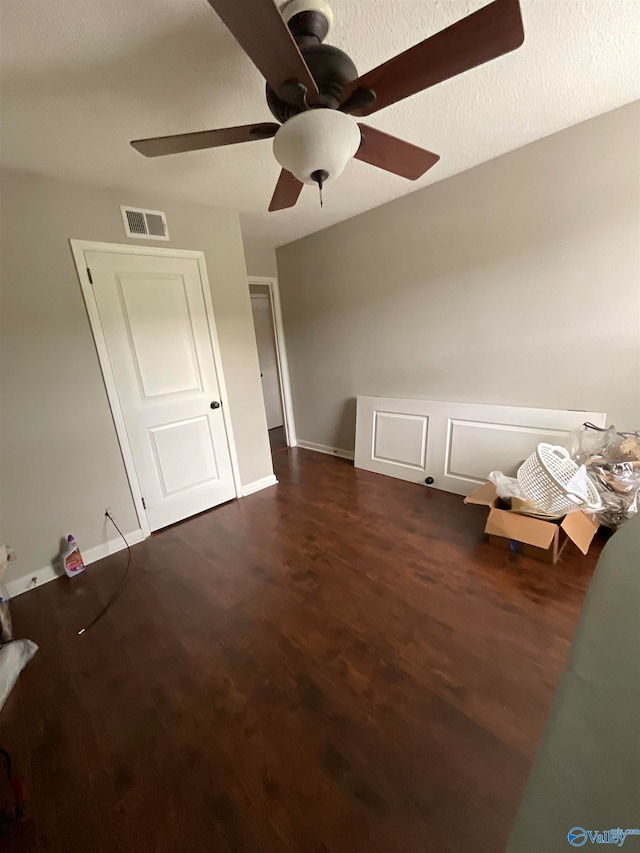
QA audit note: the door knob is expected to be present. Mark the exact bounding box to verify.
[425,476,434,485]
[210,401,221,410]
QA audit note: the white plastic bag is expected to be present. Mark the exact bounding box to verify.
[0,545,13,643]
[0,640,38,712]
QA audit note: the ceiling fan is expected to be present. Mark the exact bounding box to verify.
[131,0,524,212]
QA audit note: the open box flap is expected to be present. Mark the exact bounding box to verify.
[561,512,599,555]
[464,482,499,508]
[485,507,557,550]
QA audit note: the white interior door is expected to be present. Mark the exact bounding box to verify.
[251,294,284,429]
[86,249,238,531]
[355,396,607,495]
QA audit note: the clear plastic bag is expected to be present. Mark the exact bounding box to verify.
[488,471,527,501]
[566,423,640,529]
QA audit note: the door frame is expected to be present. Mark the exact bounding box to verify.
[70,240,243,538]
[248,276,297,447]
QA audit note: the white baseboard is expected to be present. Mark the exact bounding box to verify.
[5,563,62,600]
[296,440,355,461]
[5,528,146,599]
[241,474,278,497]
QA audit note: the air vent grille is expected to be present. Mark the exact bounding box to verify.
[120,206,169,240]
[126,209,146,235]
[144,213,166,237]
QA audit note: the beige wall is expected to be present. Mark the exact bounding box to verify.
[240,228,278,278]
[0,167,272,589]
[277,103,640,453]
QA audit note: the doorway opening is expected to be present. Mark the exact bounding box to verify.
[248,277,296,455]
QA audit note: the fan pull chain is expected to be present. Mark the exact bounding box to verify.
[311,169,329,210]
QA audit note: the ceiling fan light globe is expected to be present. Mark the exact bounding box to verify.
[273,109,361,186]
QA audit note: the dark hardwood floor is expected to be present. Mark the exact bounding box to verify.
[0,449,602,852]
[268,426,287,454]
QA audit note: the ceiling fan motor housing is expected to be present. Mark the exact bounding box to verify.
[267,1,358,122]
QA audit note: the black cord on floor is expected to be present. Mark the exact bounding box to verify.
[77,512,131,636]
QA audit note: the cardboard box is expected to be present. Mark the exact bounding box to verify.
[464,482,599,564]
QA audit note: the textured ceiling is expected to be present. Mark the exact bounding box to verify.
[1,0,638,251]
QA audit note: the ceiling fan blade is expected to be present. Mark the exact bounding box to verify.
[269,170,303,212]
[341,0,524,117]
[356,124,440,180]
[131,123,280,157]
[206,0,319,101]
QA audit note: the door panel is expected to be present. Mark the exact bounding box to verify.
[251,294,284,429]
[87,250,237,530]
[373,411,429,470]
[355,397,439,484]
[355,397,607,496]
[149,416,219,495]
[119,274,202,398]
[261,368,284,430]
[446,419,569,484]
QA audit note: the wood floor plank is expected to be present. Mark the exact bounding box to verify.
[0,449,601,851]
